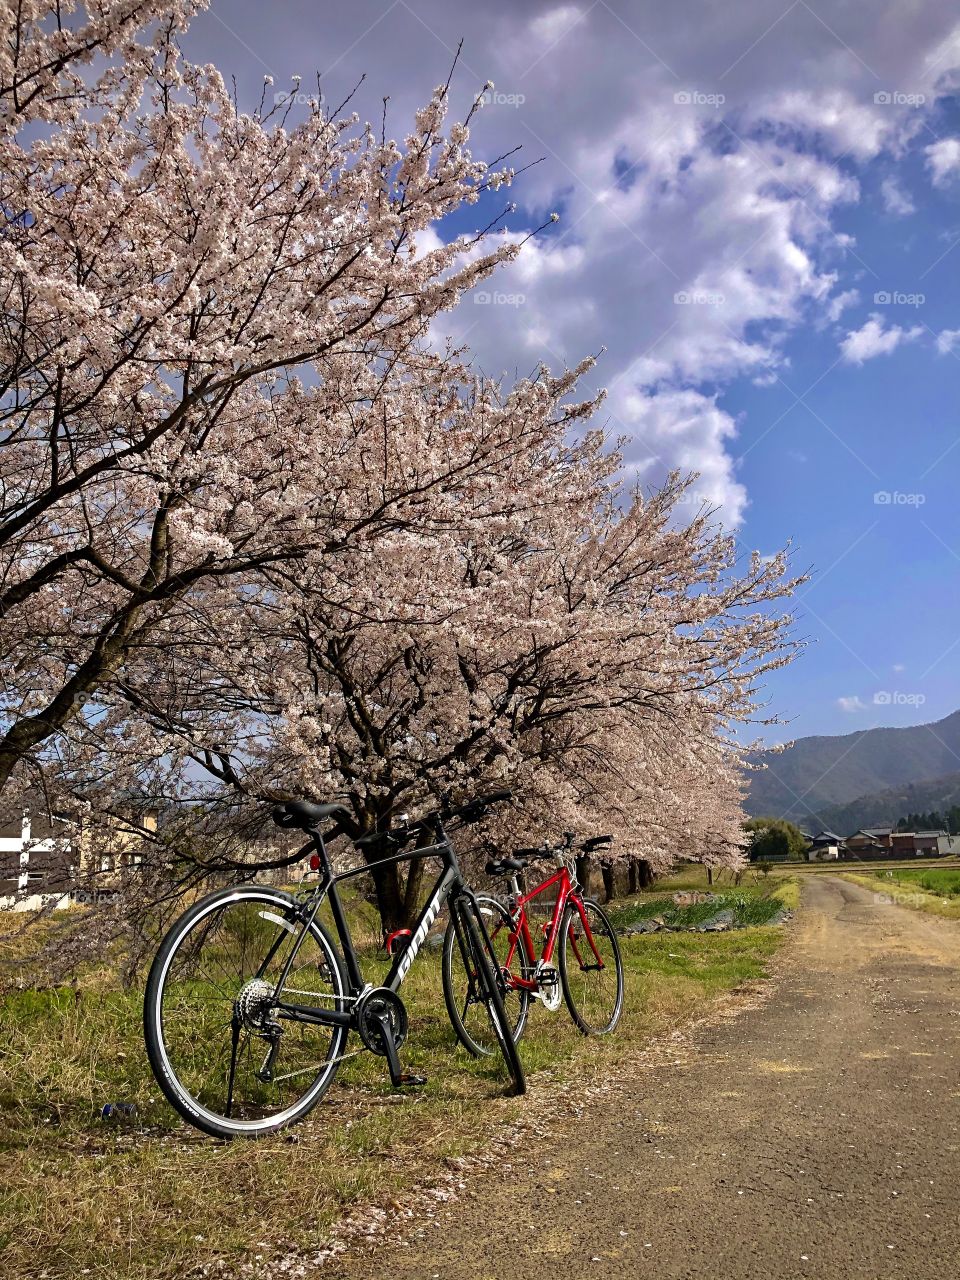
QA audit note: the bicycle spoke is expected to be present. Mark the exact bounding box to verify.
[147,892,347,1133]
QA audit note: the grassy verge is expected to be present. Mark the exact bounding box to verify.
[0,894,790,1280]
[606,869,798,930]
[839,868,960,921]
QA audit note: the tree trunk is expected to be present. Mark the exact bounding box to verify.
[601,860,616,904]
[401,855,426,924]
[575,854,593,897]
[368,858,408,938]
[637,859,654,889]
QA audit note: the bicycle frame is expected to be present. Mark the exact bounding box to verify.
[498,864,606,991]
[267,826,472,1030]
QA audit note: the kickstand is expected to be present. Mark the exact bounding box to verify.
[374,1012,427,1088]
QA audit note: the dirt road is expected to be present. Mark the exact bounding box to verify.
[330,876,960,1279]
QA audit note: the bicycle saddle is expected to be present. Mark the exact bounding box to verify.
[272,799,350,830]
[485,855,527,876]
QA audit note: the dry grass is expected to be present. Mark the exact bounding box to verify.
[0,896,788,1279]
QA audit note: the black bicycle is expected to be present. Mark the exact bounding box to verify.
[143,792,525,1139]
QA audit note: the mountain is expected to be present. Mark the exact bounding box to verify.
[745,709,960,828]
[813,771,960,835]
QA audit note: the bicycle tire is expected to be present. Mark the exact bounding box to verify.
[442,894,532,1057]
[144,885,348,1139]
[452,895,526,1095]
[558,897,624,1036]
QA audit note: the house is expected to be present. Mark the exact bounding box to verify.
[841,827,954,859]
[860,826,894,848]
[1,797,158,910]
[890,831,919,856]
[843,828,892,858]
[807,830,843,861]
[0,802,75,911]
[913,830,947,856]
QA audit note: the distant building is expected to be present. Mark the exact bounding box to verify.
[839,826,954,860]
[0,801,77,910]
[861,826,893,847]
[807,830,843,861]
[1,797,157,910]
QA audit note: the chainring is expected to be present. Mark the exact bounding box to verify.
[355,986,409,1055]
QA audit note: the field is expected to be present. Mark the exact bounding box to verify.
[0,875,794,1279]
[875,866,960,895]
[838,865,960,920]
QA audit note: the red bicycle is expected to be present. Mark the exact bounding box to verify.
[442,833,624,1056]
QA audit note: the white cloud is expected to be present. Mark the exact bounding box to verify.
[837,695,867,713]
[936,328,960,354]
[826,288,859,323]
[839,314,923,364]
[880,176,916,216]
[202,2,960,527]
[755,88,890,161]
[892,663,906,673]
[926,137,960,187]
[528,4,584,45]
[617,387,748,523]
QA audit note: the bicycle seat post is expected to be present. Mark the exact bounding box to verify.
[307,828,333,880]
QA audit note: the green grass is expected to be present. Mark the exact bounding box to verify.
[0,892,789,1280]
[606,873,795,932]
[874,867,960,896]
[839,868,960,921]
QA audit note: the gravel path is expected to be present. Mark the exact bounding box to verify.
[328,876,960,1279]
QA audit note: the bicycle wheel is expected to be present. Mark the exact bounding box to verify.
[144,886,348,1138]
[442,895,532,1057]
[558,897,624,1035]
[449,895,526,1095]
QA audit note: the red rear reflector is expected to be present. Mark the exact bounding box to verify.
[309,853,320,871]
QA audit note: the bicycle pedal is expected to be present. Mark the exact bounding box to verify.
[396,1072,428,1088]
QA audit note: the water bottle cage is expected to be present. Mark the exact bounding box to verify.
[385,928,413,956]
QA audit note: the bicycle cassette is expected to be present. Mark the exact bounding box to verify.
[355,987,409,1056]
[534,961,562,1012]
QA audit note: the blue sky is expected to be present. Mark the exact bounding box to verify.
[722,141,960,741]
[184,0,960,744]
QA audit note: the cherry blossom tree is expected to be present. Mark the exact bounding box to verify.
[0,0,522,798]
[93,352,801,932]
[1,3,805,950]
